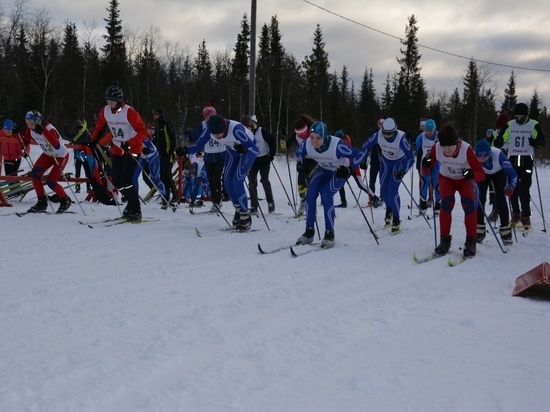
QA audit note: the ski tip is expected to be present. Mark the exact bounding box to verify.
[257,243,264,254]
[194,227,202,237]
[290,246,298,257]
[412,252,418,262]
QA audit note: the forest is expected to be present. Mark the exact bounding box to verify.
[0,0,548,158]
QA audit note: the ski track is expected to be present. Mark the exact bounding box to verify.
[1,154,550,411]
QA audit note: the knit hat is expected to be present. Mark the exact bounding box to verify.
[495,113,509,129]
[240,115,254,128]
[25,110,43,125]
[486,128,494,136]
[334,129,345,138]
[474,139,492,158]
[513,103,529,116]
[3,119,14,130]
[207,115,226,134]
[202,103,217,117]
[147,122,155,129]
[425,119,436,131]
[437,123,459,147]
[152,108,164,117]
[104,81,124,102]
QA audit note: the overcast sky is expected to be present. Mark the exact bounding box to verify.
[19,0,550,108]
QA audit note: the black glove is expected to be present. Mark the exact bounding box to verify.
[121,141,130,151]
[421,155,432,169]
[234,143,247,154]
[88,139,98,150]
[268,154,275,162]
[463,168,474,179]
[34,124,43,134]
[296,161,305,173]
[393,170,405,180]
[335,166,351,179]
[142,146,150,155]
[175,146,188,157]
[22,151,29,158]
[528,137,537,147]
[359,161,368,170]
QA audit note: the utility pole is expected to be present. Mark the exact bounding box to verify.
[248,0,257,116]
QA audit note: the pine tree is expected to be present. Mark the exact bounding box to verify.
[303,24,330,119]
[392,15,427,137]
[58,22,84,123]
[358,67,379,135]
[231,14,250,117]
[529,89,542,120]
[193,39,213,108]
[101,0,127,90]
[501,72,517,118]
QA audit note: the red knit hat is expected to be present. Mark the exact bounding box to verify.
[202,103,217,117]
[495,113,509,129]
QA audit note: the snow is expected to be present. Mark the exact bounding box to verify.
[2,153,550,412]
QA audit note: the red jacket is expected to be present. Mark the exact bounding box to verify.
[1,130,27,160]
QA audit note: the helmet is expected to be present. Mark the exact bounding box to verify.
[424,119,436,131]
[3,119,14,130]
[513,103,529,116]
[25,110,43,125]
[381,118,397,134]
[104,82,124,102]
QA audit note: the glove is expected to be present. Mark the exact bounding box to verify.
[142,146,150,155]
[120,141,130,151]
[22,151,29,158]
[175,146,188,157]
[279,140,286,150]
[34,124,43,134]
[393,170,405,180]
[528,137,537,147]
[296,161,304,173]
[335,166,351,179]
[268,154,275,162]
[504,185,515,197]
[234,143,247,154]
[463,168,474,179]
[88,139,98,150]
[421,155,432,169]
[359,161,368,170]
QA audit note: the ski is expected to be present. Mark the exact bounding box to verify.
[407,213,431,220]
[412,252,446,263]
[98,218,158,227]
[194,226,258,237]
[257,243,293,254]
[81,217,158,228]
[79,216,126,226]
[16,210,77,217]
[290,243,331,257]
[448,255,474,267]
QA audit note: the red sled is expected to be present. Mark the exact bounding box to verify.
[512,262,550,298]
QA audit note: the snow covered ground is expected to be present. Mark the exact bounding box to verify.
[1,151,550,412]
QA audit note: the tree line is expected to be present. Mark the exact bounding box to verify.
[0,0,548,159]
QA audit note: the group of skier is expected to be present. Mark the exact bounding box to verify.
[6,78,545,259]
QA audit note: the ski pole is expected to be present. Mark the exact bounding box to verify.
[474,183,507,254]
[430,174,438,248]
[401,179,431,229]
[284,144,297,211]
[532,160,547,232]
[347,180,379,245]
[92,146,124,216]
[271,160,296,215]
[133,152,177,212]
[245,178,270,231]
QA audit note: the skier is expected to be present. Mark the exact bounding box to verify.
[415,118,440,213]
[241,115,277,214]
[362,117,415,233]
[295,121,366,248]
[493,103,545,231]
[285,114,316,216]
[22,110,72,213]
[473,139,517,245]
[187,103,226,212]
[175,114,259,231]
[152,108,178,207]
[1,119,27,177]
[89,81,147,221]
[421,122,485,257]
[132,123,167,202]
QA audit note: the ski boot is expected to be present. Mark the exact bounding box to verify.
[28,196,48,213]
[56,196,72,214]
[500,225,513,246]
[463,237,477,257]
[321,230,335,248]
[476,224,486,243]
[296,227,315,245]
[434,235,452,255]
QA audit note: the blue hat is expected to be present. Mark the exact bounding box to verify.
[486,128,494,135]
[334,129,345,138]
[3,119,14,130]
[425,119,436,131]
[25,110,43,125]
[310,121,330,153]
[474,139,492,158]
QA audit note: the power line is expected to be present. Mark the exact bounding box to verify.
[301,0,550,73]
